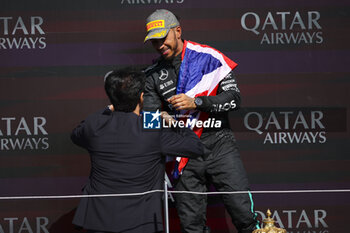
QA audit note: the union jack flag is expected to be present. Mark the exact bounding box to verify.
[173,40,238,177]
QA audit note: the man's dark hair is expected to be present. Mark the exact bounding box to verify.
[104,67,145,112]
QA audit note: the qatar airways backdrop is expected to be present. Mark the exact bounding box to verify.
[0,0,349,232]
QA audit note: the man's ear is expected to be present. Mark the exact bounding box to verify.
[140,92,144,104]
[174,26,182,40]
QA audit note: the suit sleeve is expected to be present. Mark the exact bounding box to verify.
[143,74,163,112]
[70,108,109,148]
[71,120,88,148]
[160,127,204,158]
[196,70,241,113]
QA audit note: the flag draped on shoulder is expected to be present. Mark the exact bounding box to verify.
[173,40,238,177]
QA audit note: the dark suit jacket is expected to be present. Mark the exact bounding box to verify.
[71,109,204,233]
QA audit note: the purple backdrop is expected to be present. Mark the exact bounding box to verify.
[1,0,349,232]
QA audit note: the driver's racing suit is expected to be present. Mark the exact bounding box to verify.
[143,51,259,233]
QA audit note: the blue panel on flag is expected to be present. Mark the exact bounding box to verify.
[177,49,222,94]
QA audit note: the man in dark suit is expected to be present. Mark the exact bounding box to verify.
[71,68,204,233]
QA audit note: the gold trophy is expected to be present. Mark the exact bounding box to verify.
[253,209,287,233]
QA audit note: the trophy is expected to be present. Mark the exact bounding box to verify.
[253,209,287,233]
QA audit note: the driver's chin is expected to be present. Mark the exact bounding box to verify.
[162,52,174,60]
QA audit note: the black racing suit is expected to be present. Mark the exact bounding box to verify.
[144,53,260,233]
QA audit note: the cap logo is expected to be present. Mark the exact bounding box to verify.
[146,20,165,32]
[144,29,167,41]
